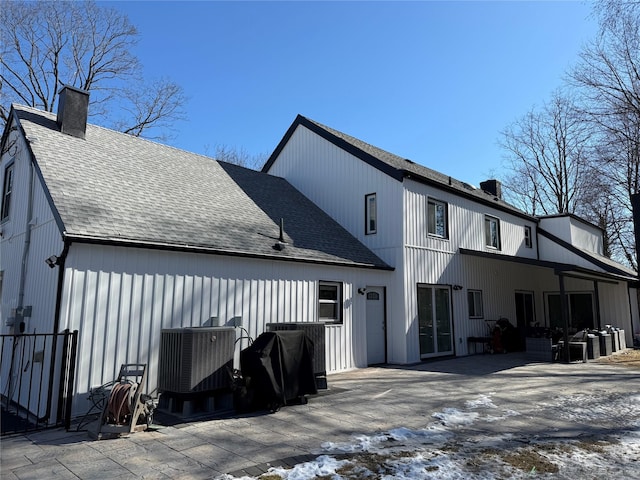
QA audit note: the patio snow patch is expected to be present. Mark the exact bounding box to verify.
[219,392,640,480]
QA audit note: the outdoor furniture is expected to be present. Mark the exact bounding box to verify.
[557,341,587,363]
[599,333,612,356]
[586,335,600,360]
[467,336,491,354]
[525,337,555,362]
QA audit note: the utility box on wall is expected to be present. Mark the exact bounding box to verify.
[158,327,235,394]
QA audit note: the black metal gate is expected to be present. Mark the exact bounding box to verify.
[0,330,78,435]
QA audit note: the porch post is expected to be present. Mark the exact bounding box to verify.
[593,280,602,331]
[558,272,570,363]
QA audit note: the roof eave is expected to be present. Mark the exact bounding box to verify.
[265,115,535,222]
[64,233,395,271]
[537,228,637,278]
[401,170,536,222]
[459,247,637,283]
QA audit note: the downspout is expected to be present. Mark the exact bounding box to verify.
[16,155,36,333]
[45,237,70,424]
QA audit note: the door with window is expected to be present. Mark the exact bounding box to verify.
[417,284,453,358]
[366,287,386,365]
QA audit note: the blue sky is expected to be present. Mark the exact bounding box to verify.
[108,0,597,186]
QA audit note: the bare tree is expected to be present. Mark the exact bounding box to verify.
[570,0,640,268]
[205,144,268,171]
[500,91,592,216]
[0,0,185,139]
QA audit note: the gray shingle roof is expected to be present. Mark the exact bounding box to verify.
[13,105,391,269]
[264,115,532,220]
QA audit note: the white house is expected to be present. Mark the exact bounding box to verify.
[3,91,638,427]
[263,115,639,365]
[0,88,392,421]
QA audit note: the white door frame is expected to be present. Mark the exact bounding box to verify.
[366,286,386,365]
[417,283,454,359]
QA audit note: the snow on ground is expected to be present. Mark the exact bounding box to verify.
[220,391,640,480]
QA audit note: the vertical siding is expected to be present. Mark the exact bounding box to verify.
[630,288,640,345]
[266,125,404,267]
[402,179,541,363]
[404,179,538,258]
[265,124,634,368]
[60,243,390,416]
[538,236,605,271]
[0,124,64,417]
[599,282,633,345]
[402,243,633,363]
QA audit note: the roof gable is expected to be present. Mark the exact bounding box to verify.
[11,105,390,270]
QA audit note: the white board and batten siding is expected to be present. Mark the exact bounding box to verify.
[402,179,541,362]
[404,179,538,257]
[59,243,389,415]
[266,124,404,267]
[1,126,67,418]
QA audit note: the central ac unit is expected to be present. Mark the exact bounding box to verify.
[158,327,235,394]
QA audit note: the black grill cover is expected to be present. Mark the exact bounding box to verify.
[239,331,317,411]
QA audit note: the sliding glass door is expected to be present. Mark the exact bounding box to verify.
[417,284,453,358]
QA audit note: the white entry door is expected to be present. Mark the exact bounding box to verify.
[366,286,386,365]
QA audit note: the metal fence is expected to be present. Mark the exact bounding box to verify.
[1,330,78,435]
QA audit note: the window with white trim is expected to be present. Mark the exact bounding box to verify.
[1,163,15,222]
[428,198,448,238]
[365,193,377,235]
[484,215,501,250]
[524,225,532,248]
[318,281,343,323]
[468,290,484,318]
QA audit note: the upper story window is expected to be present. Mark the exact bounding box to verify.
[1,163,15,222]
[524,225,532,248]
[485,215,501,250]
[428,198,448,238]
[467,289,484,318]
[318,281,343,324]
[365,193,377,235]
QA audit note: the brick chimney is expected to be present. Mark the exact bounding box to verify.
[56,85,89,139]
[480,179,502,199]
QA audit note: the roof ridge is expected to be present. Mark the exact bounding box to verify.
[12,103,219,165]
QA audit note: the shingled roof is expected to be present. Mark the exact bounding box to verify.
[10,105,391,270]
[264,115,533,220]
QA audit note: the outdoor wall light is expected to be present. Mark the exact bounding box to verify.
[357,287,367,295]
[45,255,60,268]
[452,284,463,291]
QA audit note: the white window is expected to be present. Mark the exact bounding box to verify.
[428,199,448,238]
[485,215,501,250]
[318,281,343,323]
[1,163,15,221]
[468,290,484,318]
[365,193,377,235]
[524,225,532,248]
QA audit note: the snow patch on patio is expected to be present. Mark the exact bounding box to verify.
[220,391,640,480]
